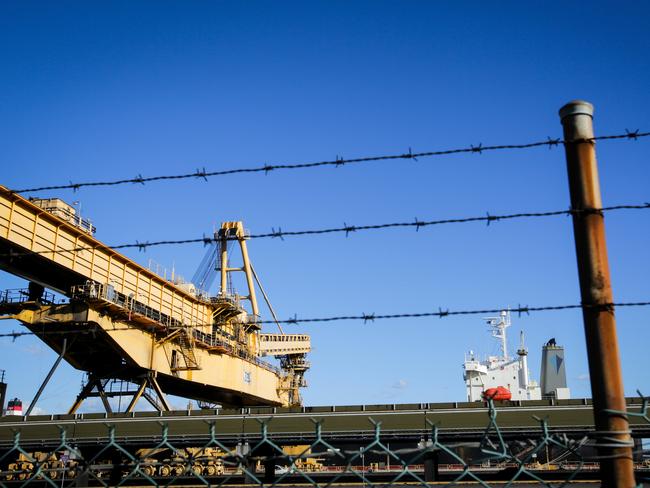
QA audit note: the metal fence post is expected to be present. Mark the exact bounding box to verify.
[559,100,635,487]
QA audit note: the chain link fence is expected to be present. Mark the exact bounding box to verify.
[1,396,649,487]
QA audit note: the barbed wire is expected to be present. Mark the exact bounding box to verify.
[1,301,648,339]
[259,301,650,325]
[248,203,650,240]
[1,203,648,258]
[9,130,649,194]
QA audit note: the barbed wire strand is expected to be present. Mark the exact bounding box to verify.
[258,301,650,325]
[9,131,649,194]
[1,301,648,339]
[1,203,648,258]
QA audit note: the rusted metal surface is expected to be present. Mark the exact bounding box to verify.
[559,100,635,487]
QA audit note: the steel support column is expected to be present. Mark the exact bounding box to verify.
[559,100,634,487]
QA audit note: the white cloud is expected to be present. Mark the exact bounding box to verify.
[171,401,191,411]
[77,398,101,413]
[20,343,48,356]
[27,405,48,415]
[576,374,589,381]
[391,379,408,390]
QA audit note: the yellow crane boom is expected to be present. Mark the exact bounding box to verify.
[0,186,309,411]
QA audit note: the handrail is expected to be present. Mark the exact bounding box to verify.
[71,282,283,376]
[0,288,57,305]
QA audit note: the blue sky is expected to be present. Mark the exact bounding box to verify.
[0,1,648,412]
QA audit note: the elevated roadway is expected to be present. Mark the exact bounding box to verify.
[1,398,648,451]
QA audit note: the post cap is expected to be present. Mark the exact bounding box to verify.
[559,100,594,121]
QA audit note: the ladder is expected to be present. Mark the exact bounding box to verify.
[173,330,201,371]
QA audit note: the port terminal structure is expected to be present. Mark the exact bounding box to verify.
[0,185,310,412]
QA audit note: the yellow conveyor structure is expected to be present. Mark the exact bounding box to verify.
[0,185,309,411]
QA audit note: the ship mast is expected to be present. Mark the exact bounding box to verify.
[517,330,530,388]
[486,310,511,359]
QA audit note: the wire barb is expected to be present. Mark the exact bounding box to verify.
[194,167,209,182]
[517,304,530,317]
[414,217,423,232]
[546,136,561,149]
[403,147,418,162]
[361,313,375,324]
[343,222,356,237]
[485,212,499,226]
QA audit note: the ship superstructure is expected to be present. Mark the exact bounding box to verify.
[463,311,541,402]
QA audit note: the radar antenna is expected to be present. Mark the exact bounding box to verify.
[484,310,511,359]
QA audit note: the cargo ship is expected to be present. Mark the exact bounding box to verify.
[463,311,541,401]
[463,311,571,401]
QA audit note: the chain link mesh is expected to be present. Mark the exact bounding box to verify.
[1,397,648,487]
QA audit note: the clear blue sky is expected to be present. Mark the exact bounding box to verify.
[1,1,648,413]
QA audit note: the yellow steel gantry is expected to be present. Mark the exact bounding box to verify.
[0,185,309,412]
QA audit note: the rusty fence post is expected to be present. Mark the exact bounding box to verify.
[559,100,635,487]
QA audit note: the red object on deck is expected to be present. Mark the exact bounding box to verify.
[6,398,23,415]
[482,386,511,401]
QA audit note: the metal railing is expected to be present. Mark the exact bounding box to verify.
[0,288,56,306]
[70,282,283,376]
[71,282,184,329]
[36,204,96,235]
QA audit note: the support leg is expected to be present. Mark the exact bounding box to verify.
[243,457,258,484]
[124,379,147,413]
[95,379,113,414]
[149,374,171,411]
[423,451,439,482]
[68,375,97,415]
[263,456,276,484]
[26,338,67,416]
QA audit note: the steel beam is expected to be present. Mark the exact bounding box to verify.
[26,338,67,416]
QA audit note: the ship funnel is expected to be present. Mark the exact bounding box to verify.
[540,339,571,399]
